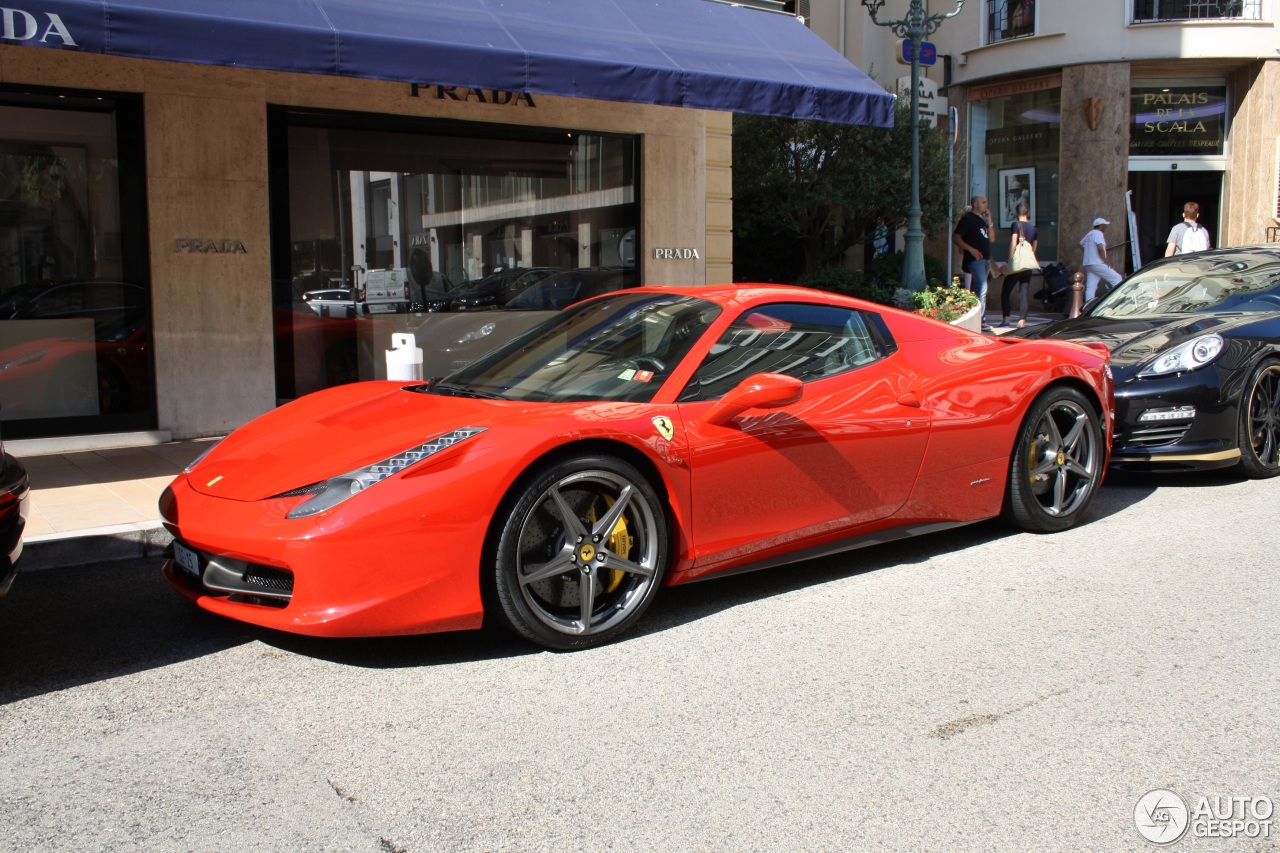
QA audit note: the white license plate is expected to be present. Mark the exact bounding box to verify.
[174,541,202,580]
[364,303,397,314]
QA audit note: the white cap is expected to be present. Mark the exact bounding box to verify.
[1093,217,1110,226]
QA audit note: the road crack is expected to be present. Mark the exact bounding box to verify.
[931,686,1072,740]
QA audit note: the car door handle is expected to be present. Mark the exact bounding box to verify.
[896,391,922,408]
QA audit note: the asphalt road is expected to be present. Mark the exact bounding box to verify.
[1,469,1277,852]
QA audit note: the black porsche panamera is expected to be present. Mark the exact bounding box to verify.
[1012,246,1280,477]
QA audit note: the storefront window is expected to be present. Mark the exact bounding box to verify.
[968,86,1061,262]
[0,91,152,438]
[269,111,639,400]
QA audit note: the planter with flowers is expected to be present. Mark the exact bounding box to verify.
[900,282,982,331]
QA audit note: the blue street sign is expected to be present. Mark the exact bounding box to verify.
[898,40,938,66]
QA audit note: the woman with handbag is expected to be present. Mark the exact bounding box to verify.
[1001,204,1038,328]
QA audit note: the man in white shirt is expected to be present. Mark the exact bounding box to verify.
[1080,217,1123,301]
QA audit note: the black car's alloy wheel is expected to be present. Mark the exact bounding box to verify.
[1238,361,1280,479]
[1002,386,1103,532]
[490,455,668,650]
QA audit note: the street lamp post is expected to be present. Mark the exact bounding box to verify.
[861,0,965,291]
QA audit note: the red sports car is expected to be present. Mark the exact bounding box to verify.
[161,285,1113,649]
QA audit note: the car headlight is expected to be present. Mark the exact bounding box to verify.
[458,322,497,343]
[1137,333,1224,378]
[284,427,486,519]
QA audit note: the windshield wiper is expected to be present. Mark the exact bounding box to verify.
[429,380,508,400]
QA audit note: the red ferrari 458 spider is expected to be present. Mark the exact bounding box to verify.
[161,285,1113,649]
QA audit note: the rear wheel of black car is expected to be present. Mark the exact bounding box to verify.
[489,455,669,650]
[1002,386,1104,533]
[1238,360,1280,479]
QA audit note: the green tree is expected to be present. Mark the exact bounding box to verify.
[733,99,950,281]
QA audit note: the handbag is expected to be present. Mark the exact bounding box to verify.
[1009,222,1039,273]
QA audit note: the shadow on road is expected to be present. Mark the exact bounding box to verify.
[0,557,540,698]
[0,557,252,705]
[637,470,1166,643]
[0,466,1192,689]
[258,623,538,668]
[636,518,1012,642]
[1106,467,1251,490]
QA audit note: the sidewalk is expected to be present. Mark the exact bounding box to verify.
[14,438,218,571]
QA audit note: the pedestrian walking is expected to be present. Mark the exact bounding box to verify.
[1001,203,1037,327]
[1164,201,1211,256]
[953,194,993,329]
[1080,217,1123,301]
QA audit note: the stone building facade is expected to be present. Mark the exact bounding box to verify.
[812,1,1279,282]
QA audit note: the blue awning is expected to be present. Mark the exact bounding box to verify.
[10,0,893,127]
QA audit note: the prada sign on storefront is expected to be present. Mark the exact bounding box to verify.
[653,248,700,260]
[176,238,248,254]
[0,7,76,45]
[412,85,536,107]
[1130,86,1226,156]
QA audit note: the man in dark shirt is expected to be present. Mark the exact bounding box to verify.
[952,194,992,330]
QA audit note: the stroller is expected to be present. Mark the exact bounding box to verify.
[1036,262,1073,313]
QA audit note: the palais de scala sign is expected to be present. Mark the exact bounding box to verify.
[1130,86,1226,156]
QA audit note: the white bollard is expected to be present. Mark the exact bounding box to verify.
[385,332,423,381]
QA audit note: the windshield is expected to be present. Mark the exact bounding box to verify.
[1089,254,1280,319]
[420,292,721,403]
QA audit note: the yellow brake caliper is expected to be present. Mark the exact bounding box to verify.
[1029,435,1048,483]
[588,496,634,593]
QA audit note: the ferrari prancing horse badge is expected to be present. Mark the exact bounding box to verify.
[652,416,675,441]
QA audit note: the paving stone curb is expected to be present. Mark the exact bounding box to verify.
[20,523,173,572]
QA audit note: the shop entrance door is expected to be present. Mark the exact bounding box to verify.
[1127,170,1222,273]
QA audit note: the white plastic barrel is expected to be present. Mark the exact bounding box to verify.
[385,332,423,381]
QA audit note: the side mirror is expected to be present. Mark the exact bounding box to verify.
[705,372,803,425]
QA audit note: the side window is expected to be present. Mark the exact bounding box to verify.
[679,303,893,402]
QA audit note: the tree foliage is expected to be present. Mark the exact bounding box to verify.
[733,99,950,281]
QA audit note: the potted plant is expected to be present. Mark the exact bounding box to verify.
[907,281,981,331]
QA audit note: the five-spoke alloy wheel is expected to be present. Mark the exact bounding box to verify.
[1003,386,1104,532]
[490,455,669,650]
[1239,360,1280,479]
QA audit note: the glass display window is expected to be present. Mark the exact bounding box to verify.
[269,110,640,401]
[0,90,152,438]
[968,86,1061,263]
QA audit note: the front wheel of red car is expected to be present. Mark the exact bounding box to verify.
[1002,386,1104,533]
[489,455,669,650]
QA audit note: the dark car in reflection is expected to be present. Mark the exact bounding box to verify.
[446,267,558,311]
[0,427,31,597]
[1011,246,1280,477]
[416,267,636,377]
[0,279,146,324]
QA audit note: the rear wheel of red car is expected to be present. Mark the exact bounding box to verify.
[1238,360,1280,479]
[490,455,669,650]
[1002,386,1103,533]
